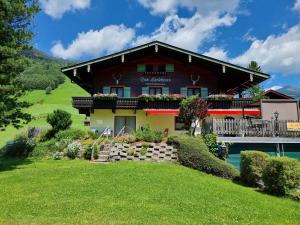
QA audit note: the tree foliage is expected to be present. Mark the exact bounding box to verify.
[246,61,266,101]
[46,110,72,134]
[179,96,209,134]
[0,0,39,130]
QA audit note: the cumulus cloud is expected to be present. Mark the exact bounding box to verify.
[134,13,236,51]
[51,25,135,59]
[266,86,283,91]
[203,47,228,61]
[231,25,300,74]
[294,0,300,11]
[40,0,90,19]
[137,0,239,16]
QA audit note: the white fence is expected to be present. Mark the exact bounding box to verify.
[212,119,300,137]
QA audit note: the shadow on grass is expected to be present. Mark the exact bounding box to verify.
[0,157,33,172]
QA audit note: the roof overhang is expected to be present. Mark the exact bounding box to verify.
[61,41,270,80]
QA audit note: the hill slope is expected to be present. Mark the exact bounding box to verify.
[0,79,89,147]
[277,86,300,99]
[0,160,299,225]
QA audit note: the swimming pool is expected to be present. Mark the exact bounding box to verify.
[227,143,300,170]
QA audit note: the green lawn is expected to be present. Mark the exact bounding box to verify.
[0,160,299,225]
[0,79,89,147]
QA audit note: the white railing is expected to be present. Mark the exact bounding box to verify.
[213,119,300,137]
[91,127,110,161]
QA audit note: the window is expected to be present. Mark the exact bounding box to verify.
[137,64,174,73]
[175,117,185,130]
[149,87,162,95]
[187,88,201,96]
[110,87,124,97]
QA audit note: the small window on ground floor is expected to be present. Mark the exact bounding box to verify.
[175,116,186,130]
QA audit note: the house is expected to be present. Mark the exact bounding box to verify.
[61,41,270,136]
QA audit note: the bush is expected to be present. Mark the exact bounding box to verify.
[55,129,85,141]
[240,151,269,187]
[203,133,218,156]
[167,135,239,179]
[53,151,64,160]
[83,145,99,160]
[262,157,300,196]
[65,142,82,159]
[45,86,52,95]
[127,149,134,156]
[134,125,163,143]
[114,134,136,143]
[4,135,35,158]
[46,110,72,136]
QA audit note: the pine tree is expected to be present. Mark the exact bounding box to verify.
[247,61,266,101]
[0,0,39,130]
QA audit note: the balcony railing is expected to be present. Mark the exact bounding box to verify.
[72,97,256,110]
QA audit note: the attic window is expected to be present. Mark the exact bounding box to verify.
[137,64,174,73]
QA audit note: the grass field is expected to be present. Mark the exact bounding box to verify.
[0,79,88,147]
[0,160,299,225]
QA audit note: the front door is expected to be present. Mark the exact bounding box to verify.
[114,116,136,136]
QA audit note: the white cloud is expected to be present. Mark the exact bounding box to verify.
[51,25,135,59]
[40,0,90,19]
[137,0,239,16]
[135,22,144,28]
[294,0,300,11]
[232,25,300,74]
[203,47,228,61]
[134,13,236,51]
[266,86,283,91]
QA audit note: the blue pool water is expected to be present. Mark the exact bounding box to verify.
[227,143,300,170]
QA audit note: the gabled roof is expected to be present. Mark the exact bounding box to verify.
[61,41,270,80]
[264,89,294,99]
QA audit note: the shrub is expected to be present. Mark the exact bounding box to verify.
[203,133,218,156]
[134,125,163,143]
[167,135,239,179]
[262,157,300,196]
[65,142,82,159]
[240,151,269,186]
[140,148,147,156]
[127,149,134,156]
[83,145,99,160]
[4,135,35,158]
[55,129,85,141]
[45,86,52,95]
[53,151,64,160]
[46,110,72,135]
[114,134,136,143]
[31,139,56,158]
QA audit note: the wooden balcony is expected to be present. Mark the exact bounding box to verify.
[72,97,257,111]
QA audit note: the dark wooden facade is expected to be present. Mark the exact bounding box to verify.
[61,41,270,113]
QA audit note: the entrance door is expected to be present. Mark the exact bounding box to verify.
[114,116,136,136]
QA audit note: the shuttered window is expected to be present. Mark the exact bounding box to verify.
[180,87,188,96]
[123,87,131,97]
[111,87,124,97]
[201,88,208,98]
[103,86,110,94]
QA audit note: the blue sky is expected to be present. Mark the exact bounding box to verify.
[34,0,300,90]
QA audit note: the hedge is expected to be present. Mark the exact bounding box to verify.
[167,135,239,179]
[262,157,300,196]
[240,151,269,186]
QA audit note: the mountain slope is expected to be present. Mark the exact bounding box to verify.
[277,86,300,100]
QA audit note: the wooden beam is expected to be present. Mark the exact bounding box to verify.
[155,44,158,53]
[222,65,226,74]
[87,64,91,73]
[121,54,125,63]
[250,73,254,82]
[188,54,192,63]
[73,68,77,77]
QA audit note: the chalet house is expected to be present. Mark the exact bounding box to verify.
[61,41,270,136]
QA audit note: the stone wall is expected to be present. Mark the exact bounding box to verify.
[109,142,178,162]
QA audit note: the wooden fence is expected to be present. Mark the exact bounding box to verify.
[212,119,300,137]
